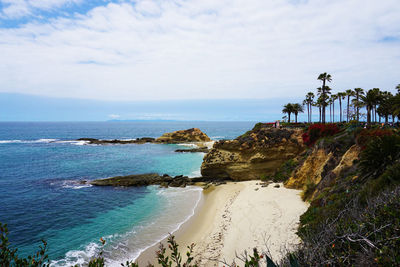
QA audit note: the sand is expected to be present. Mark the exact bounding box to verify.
[136,181,308,266]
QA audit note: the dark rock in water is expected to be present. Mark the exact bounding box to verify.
[90,173,231,188]
[175,147,209,153]
[274,184,280,188]
[77,138,155,145]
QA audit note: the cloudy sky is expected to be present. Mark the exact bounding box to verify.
[0,0,399,120]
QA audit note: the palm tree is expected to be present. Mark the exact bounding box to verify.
[282,103,294,123]
[292,103,304,123]
[314,96,324,122]
[362,89,376,125]
[377,91,393,123]
[370,88,381,123]
[337,92,346,122]
[304,92,315,123]
[317,73,332,123]
[354,88,364,122]
[346,89,355,122]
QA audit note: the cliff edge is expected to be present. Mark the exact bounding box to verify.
[201,124,305,180]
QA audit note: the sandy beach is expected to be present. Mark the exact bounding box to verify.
[136,180,308,266]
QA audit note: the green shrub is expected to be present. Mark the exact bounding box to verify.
[359,135,400,177]
[271,159,298,182]
[301,181,317,201]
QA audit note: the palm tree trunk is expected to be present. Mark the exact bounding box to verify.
[333,101,335,123]
[288,112,291,123]
[347,96,350,122]
[310,104,312,123]
[367,106,371,125]
[339,99,342,122]
[322,81,326,123]
[319,106,321,122]
[356,95,359,122]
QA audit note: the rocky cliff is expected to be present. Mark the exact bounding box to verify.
[285,131,360,201]
[201,125,305,180]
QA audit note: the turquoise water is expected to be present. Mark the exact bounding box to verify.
[0,121,254,265]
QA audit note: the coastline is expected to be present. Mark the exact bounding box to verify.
[136,181,308,266]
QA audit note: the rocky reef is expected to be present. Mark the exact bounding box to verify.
[77,128,211,145]
[201,125,305,180]
[155,128,211,143]
[175,147,209,153]
[89,173,227,188]
[77,137,155,145]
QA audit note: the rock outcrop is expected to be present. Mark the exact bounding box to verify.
[175,147,209,153]
[78,128,211,145]
[201,126,305,180]
[155,128,211,143]
[77,137,155,145]
[89,173,228,187]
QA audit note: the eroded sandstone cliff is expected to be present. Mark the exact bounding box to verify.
[201,126,305,180]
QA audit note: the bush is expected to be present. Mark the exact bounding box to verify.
[271,159,298,182]
[359,135,400,177]
[355,128,393,148]
[302,124,340,146]
[301,181,317,201]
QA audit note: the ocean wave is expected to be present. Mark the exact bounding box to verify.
[176,143,198,148]
[61,180,92,190]
[0,138,58,144]
[49,179,92,190]
[50,242,100,267]
[54,140,90,146]
[51,186,202,267]
[189,169,201,178]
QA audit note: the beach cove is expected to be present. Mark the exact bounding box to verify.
[136,181,308,266]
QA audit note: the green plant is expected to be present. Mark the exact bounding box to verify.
[301,181,317,201]
[270,159,298,182]
[0,223,50,267]
[359,135,400,177]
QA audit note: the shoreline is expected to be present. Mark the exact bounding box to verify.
[135,181,308,266]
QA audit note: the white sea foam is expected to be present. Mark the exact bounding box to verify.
[55,140,90,146]
[0,139,57,144]
[51,186,203,267]
[176,143,198,148]
[50,242,101,267]
[61,180,92,190]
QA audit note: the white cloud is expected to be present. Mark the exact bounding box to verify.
[0,0,81,18]
[0,0,399,101]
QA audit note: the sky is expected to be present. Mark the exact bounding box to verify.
[0,0,399,121]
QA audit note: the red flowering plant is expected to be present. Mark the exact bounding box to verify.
[355,128,394,149]
[302,123,340,146]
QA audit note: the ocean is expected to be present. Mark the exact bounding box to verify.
[0,121,254,266]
